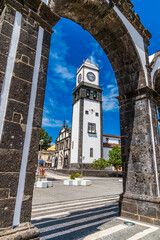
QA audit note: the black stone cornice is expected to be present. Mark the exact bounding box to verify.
[116,86,160,105]
[121,192,160,204]
[1,0,60,32]
[73,82,103,94]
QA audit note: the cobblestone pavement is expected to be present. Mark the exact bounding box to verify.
[31,172,160,240]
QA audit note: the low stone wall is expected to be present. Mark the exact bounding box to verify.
[54,169,122,178]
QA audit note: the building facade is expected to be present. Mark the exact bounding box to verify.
[54,120,71,169]
[70,59,103,168]
[40,149,55,167]
[103,134,121,171]
[103,134,121,161]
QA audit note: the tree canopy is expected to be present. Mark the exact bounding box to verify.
[91,158,110,170]
[40,128,53,150]
[108,146,122,176]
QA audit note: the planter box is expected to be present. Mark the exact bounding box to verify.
[37,177,47,181]
[35,181,48,188]
[81,180,91,186]
[35,180,53,188]
[64,180,73,186]
[73,180,81,186]
[63,179,92,186]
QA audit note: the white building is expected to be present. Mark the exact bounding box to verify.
[103,134,121,161]
[54,120,71,169]
[70,59,103,168]
[54,60,121,170]
[103,134,121,170]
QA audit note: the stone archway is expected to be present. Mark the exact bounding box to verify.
[0,0,160,238]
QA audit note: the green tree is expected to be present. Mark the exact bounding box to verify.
[40,128,53,150]
[91,158,110,170]
[108,146,122,177]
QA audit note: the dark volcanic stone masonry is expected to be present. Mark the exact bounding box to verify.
[0,0,160,239]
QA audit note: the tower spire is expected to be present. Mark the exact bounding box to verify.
[63,120,65,128]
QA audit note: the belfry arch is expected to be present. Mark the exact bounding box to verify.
[0,0,160,239]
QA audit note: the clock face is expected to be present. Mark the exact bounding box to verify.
[87,72,95,82]
[78,74,82,83]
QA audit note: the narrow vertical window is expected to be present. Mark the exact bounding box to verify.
[72,141,74,149]
[90,148,93,157]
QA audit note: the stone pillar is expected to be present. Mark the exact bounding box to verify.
[0,0,60,238]
[119,87,160,225]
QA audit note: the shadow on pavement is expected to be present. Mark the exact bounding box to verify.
[32,203,119,240]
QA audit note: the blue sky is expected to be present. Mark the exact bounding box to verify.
[42,0,160,143]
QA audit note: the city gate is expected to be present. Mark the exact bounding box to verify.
[0,0,160,238]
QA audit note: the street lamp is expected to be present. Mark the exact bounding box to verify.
[38,139,44,177]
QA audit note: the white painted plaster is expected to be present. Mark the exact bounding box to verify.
[76,60,99,87]
[151,56,160,87]
[0,12,22,142]
[113,6,148,87]
[70,101,80,163]
[103,135,120,161]
[83,67,99,86]
[149,53,155,63]
[103,147,112,161]
[103,136,120,144]
[82,99,101,163]
[148,100,160,196]
[13,26,44,227]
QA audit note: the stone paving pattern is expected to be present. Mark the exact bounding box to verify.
[31,173,160,240]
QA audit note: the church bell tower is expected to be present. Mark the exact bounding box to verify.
[70,59,103,168]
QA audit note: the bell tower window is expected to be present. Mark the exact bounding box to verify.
[86,89,90,97]
[93,91,97,99]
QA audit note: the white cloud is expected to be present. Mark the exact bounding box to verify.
[54,64,74,80]
[49,98,54,107]
[43,106,50,115]
[42,117,71,128]
[42,118,63,128]
[107,84,115,89]
[48,24,76,84]
[87,41,103,68]
[102,84,119,112]
[90,56,96,65]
